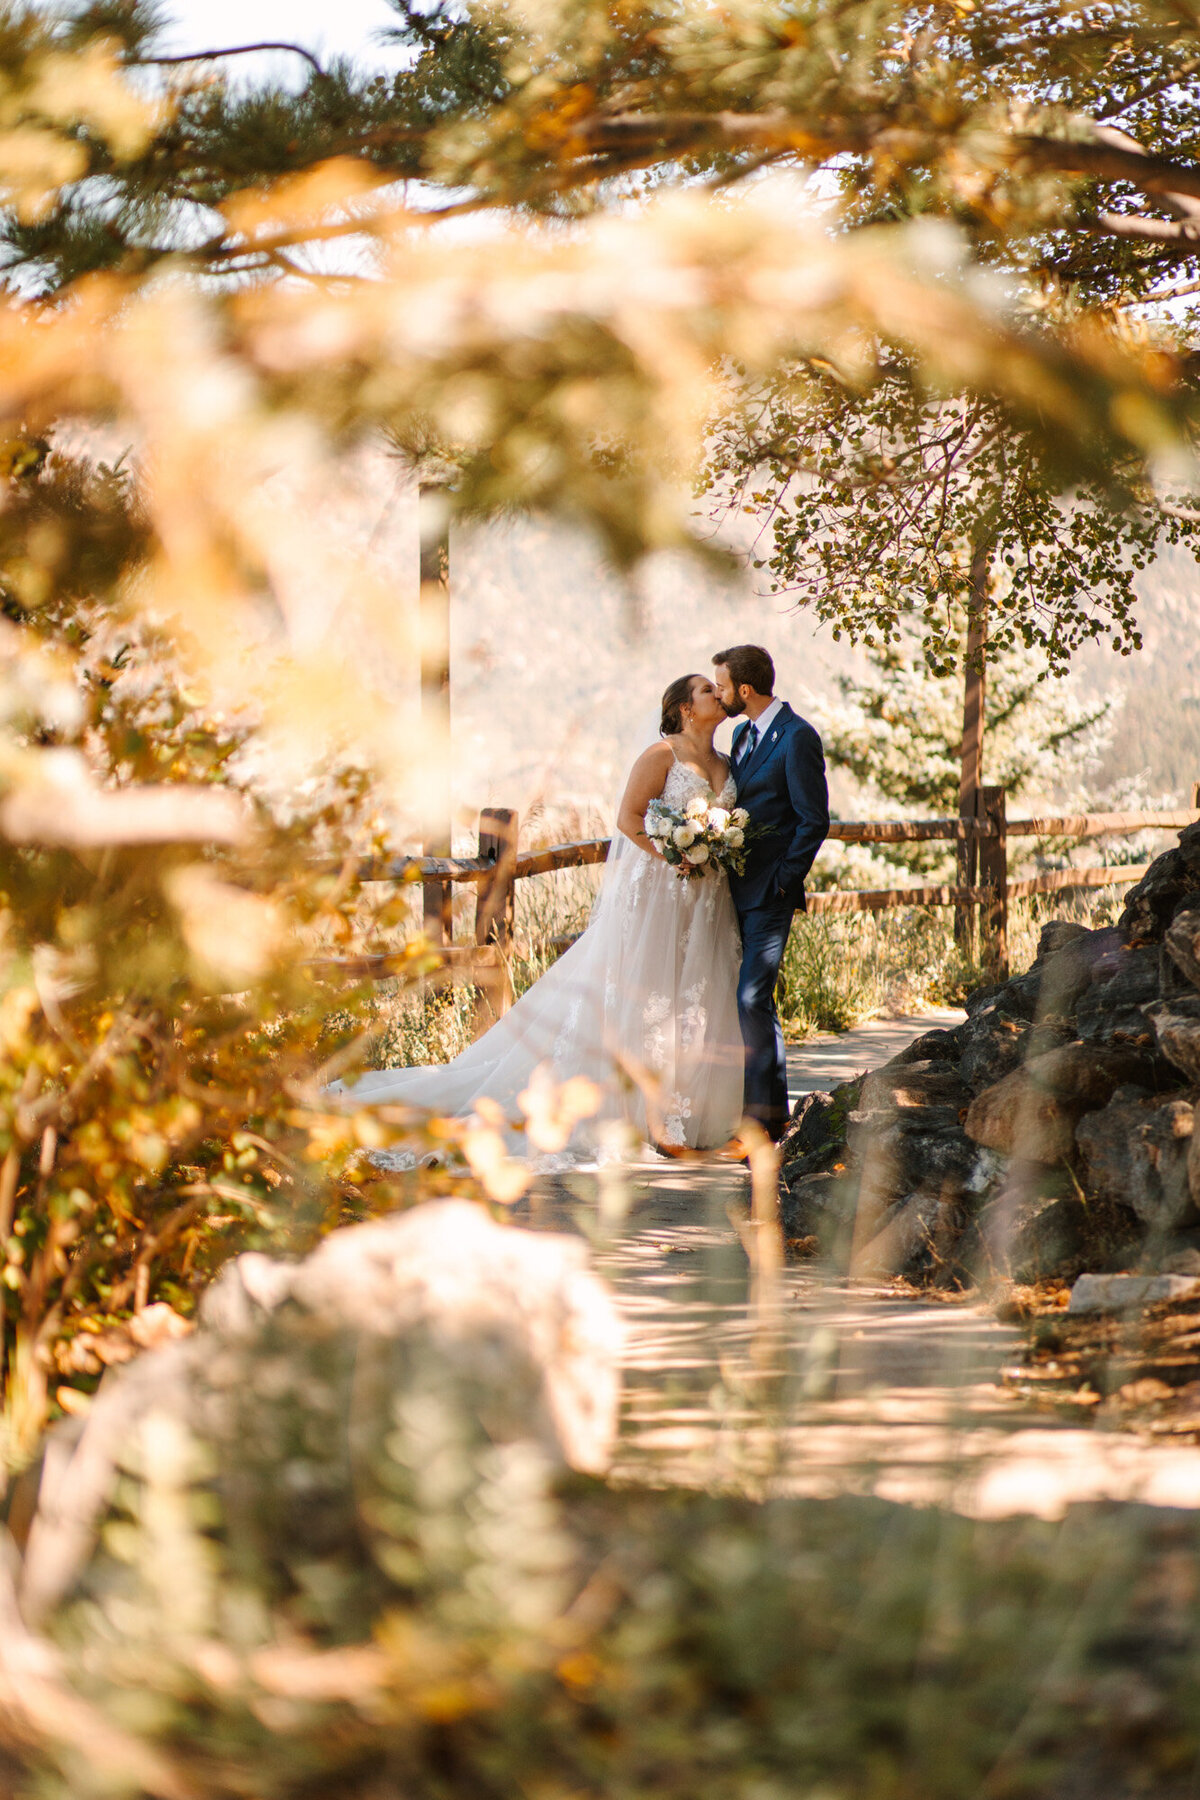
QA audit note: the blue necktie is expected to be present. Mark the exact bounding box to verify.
[738,722,758,764]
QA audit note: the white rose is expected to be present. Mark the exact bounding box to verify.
[684,796,708,820]
[684,843,710,865]
[645,811,666,838]
[731,807,749,827]
[673,823,697,849]
[707,807,729,831]
[723,827,744,848]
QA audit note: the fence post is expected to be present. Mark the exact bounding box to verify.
[473,807,517,1033]
[420,482,452,945]
[955,552,988,950]
[956,795,978,955]
[978,784,1008,978]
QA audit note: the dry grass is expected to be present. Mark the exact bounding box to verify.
[776,887,1121,1037]
[348,867,1124,1070]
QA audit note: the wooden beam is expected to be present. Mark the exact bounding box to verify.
[1006,810,1200,838]
[1006,864,1151,899]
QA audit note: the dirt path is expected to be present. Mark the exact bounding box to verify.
[519,1010,1200,1521]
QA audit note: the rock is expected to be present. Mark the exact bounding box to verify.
[859,1058,971,1116]
[1030,1041,1159,1104]
[780,1167,858,1252]
[1034,927,1125,1021]
[779,1088,838,1162]
[865,1111,980,1195]
[1118,822,1200,945]
[887,1027,965,1066]
[963,1072,1080,1164]
[1150,996,1200,1083]
[1035,920,1088,959]
[775,875,1200,1285]
[956,1004,1035,1093]
[1163,1246,1200,1275]
[20,1201,622,1627]
[963,1043,1158,1164]
[972,1181,1092,1284]
[1165,906,1200,991]
[1075,946,1161,1048]
[1077,1093,1197,1232]
[852,1189,966,1284]
[1067,1272,1200,1316]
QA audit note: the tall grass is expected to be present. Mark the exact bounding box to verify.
[776,888,1120,1036]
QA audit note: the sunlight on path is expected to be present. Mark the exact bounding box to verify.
[517,1011,1200,1522]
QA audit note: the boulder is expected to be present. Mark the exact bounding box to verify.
[851,1107,979,1198]
[19,1201,623,1628]
[1165,906,1200,992]
[776,832,1200,1283]
[852,1189,966,1284]
[963,1043,1158,1164]
[1118,820,1200,945]
[886,1026,964,1066]
[973,1183,1090,1284]
[963,1073,1079,1164]
[1034,926,1125,1019]
[1067,1271,1200,1316]
[956,1003,1036,1093]
[779,1088,840,1163]
[1075,946,1161,1049]
[859,1058,970,1116]
[1077,1093,1197,1233]
[779,1167,858,1251]
[1150,996,1200,1083]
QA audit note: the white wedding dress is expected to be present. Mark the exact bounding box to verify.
[335,753,745,1157]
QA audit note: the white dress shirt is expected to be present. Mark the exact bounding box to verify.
[736,696,783,761]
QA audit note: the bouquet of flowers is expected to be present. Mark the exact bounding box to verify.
[645,794,753,880]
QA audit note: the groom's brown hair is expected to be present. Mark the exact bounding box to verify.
[713,644,774,696]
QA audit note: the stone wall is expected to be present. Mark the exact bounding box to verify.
[780,824,1200,1285]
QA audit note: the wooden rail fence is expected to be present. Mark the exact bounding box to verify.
[315,797,1199,1030]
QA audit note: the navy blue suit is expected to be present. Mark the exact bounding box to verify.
[728,702,829,1137]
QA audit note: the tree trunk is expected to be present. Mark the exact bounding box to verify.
[955,539,990,949]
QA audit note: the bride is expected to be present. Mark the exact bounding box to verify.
[335,674,744,1155]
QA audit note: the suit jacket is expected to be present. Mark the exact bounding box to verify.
[728,701,829,913]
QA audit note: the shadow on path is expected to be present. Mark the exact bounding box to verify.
[517,1010,1200,1519]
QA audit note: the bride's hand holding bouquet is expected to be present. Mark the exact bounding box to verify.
[645,794,753,880]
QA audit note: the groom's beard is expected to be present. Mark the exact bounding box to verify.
[721,698,745,718]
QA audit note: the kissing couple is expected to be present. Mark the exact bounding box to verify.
[338,644,829,1161]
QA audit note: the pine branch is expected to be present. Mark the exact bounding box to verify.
[134,42,327,78]
[1093,210,1200,247]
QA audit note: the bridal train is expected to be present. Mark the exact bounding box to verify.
[333,755,744,1158]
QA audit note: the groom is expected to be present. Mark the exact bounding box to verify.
[712,644,829,1142]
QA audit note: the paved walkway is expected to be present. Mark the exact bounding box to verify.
[523,1005,1200,1521]
[786,1008,967,1102]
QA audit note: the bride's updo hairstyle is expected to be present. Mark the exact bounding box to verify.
[660,674,702,737]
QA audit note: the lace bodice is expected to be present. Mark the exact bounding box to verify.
[663,756,736,811]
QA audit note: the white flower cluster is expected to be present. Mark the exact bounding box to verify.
[645,794,752,879]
